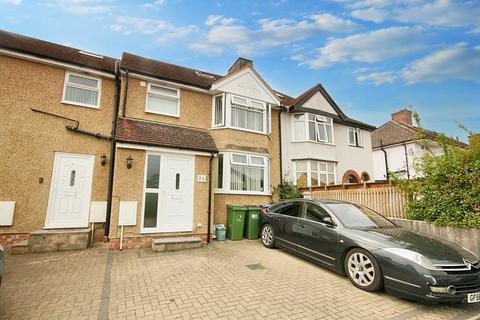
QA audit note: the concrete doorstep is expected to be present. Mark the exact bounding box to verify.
[151,236,202,252]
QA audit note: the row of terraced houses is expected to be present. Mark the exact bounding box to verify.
[0,30,376,250]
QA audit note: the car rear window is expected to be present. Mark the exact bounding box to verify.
[326,203,394,228]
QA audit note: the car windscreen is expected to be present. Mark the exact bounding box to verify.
[325,203,395,228]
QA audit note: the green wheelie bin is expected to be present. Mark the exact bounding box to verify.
[244,206,261,240]
[226,205,247,240]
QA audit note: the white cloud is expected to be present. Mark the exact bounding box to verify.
[357,71,397,85]
[205,15,238,26]
[192,13,359,56]
[188,42,224,55]
[298,26,425,69]
[351,7,389,23]
[347,0,480,29]
[0,0,22,4]
[402,43,480,83]
[142,0,164,8]
[46,0,114,14]
[110,16,198,43]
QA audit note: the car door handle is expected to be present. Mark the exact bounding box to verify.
[299,224,306,228]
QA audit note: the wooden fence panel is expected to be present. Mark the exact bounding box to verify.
[308,187,407,218]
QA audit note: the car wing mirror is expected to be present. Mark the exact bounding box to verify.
[322,217,335,227]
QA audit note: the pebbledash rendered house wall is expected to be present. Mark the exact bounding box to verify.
[0,52,115,246]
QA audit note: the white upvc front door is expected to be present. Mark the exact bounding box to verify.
[142,152,194,233]
[44,152,94,229]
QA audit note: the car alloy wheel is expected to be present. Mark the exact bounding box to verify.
[345,248,383,292]
[261,224,275,248]
[348,252,375,287]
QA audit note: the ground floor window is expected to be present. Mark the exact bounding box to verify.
[295,160,336,188]
[215,151,269,194]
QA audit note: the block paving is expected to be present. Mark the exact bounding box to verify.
[0,240,479,319]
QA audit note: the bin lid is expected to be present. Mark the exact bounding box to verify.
[227,204,248,211]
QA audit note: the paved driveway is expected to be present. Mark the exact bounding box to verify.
[0,241,479,320]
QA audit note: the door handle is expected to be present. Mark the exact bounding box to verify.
[299,224,306,228]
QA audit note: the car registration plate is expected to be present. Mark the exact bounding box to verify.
[468,292,480,303]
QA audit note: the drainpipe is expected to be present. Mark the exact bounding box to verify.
[380,139,389,181]
[104,60,121,241]
[121,69,129,117]
[278,107,283,182]
[207,153,214,243]
[402,142,410,180]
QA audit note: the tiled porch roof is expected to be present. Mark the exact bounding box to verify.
[116,118,218,153]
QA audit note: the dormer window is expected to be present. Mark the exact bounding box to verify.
[62,71,101,108]
[212,93,270,134]
[146,83,179,117]
[348,127,363,147]
[293,113,333,144]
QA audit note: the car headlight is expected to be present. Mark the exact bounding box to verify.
[382,248,436,270]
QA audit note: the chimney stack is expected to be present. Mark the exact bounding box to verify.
[228,57,253,74]
[391,109,413,125]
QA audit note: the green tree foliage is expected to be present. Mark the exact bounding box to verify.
[395,120,480,229]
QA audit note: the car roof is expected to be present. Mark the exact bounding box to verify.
[274,198,351,205]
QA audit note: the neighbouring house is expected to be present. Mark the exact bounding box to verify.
[0,30,282,250]
[278,84,376,187]
[371,108,467,181]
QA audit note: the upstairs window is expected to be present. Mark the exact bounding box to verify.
[213,94,225,127]
[212,94,270,134]
[293,113,333,144]
[231,95,265,132]
[146,83,179,117]
[62,72,101,108]
[348,128,363,147]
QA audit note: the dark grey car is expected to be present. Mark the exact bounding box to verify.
[260,199,480,304]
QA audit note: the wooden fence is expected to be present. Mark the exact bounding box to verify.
[304,187,408,219]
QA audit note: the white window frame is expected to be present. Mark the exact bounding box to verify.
[211,93,270,135]
[212,93,226,127]
[61,71,102,109]
[145,83,180,117]
[294,160,336,188]
[348,127,363,147]
[215,151,270,195]
[292,113,334,144]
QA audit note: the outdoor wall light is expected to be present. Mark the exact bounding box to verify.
[126,155,133,169]
[100,154,107,166]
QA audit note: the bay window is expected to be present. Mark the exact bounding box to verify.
[215,152,269,194]
[348,127,363,147]
[212,94,270,134]
[293,113,333,144]
[62,72,101,108]
[295,160,336,188]
[146,83,179,117]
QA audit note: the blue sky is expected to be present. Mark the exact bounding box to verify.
[1,0,479,141]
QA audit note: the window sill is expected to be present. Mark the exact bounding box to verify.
[145,109,180,118]
[348,145,364,148]
[61,100,100,109]
[292,140,335,146]
[214,189,271,196]
[210,126,268,136]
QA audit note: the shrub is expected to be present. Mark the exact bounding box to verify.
[274,180,303,200]
[395,121,480,229]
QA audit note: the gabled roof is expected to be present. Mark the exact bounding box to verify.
[0,29,117,73]
[116,117,218,153]
[288,84,347,118]
[282,83,376,131]
[121,52,221,90]
[211,63,281,105]
[371,120,468,149]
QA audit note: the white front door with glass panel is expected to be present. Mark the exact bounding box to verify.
[142,153,194,232]
[45,152,94,228]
